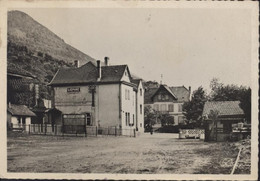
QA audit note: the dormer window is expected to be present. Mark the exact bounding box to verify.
[140,89,142,96]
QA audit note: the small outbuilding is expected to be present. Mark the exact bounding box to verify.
[202,101,245,142]
[7,103,36,131]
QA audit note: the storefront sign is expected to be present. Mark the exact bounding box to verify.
[67,87,80,93]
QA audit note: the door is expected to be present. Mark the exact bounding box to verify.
[86,113,91,126]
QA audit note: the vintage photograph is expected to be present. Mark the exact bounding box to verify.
[0,1,258,180]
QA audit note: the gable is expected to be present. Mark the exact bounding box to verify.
[120,66,131,82]
[151,85,177,102]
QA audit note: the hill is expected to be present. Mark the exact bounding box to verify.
[8,10,95,64]
[7,10,96,100]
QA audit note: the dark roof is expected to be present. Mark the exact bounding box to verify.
[202,101,244,118]
[144,85,190,104]
[151,85,177,99]
[131,79,141,86]
[7,104,36,117]
[7,62,36,79]
[144,88,157,104]
[49,61,129,85]
[170,86,190,102]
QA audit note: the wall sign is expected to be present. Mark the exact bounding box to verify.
[67,87,80,93]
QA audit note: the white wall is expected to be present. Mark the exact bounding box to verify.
[121,84,136,130]
[136,81,144,133]
[98,84,120,127]
[54,86,93,114]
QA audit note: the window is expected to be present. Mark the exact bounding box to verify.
[125,89,127,100]
[125,113,128,126]
[140,123,142,127]
[158,94,161,100]
[168,104,174,112]
[160,104,167,111]
[165,95,169,100]
[128,113,130,126]
[140,105,142,114]
[128,90,130,100]
[162,94,165,100]
[178,104,183,112]
[140,89,142,96]
[154,104,159,111]
[223,122,232,133]
[178,116,184,124]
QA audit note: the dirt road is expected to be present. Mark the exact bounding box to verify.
[7,132,241,174]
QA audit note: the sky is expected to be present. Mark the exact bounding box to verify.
[17,8,252,93]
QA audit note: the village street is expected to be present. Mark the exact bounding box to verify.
[7,132,247,174]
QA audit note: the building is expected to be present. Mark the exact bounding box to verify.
[7,103,36,131]
[48,58,144,134]
[202,101,245,142]
[7,62,37,107]
[144,84,191,126]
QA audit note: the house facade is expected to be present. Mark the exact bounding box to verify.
[49,58,144,134]
[7,103,36,131]
[144,84,191,125]
[202,101,245,142]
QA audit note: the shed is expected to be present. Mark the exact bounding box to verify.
[7,103,36,131]
[202,101,245,142]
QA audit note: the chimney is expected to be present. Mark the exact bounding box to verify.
[74,60,80,68]
[104,57,109,66]
[97,60,101,80]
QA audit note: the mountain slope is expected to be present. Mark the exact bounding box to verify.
[7,10,97,100]
[8,10,95,64]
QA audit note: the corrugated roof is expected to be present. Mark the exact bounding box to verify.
[144,85,190,104]
[49,62,128,85]
[202,101,244,118]
[7,104,36,117]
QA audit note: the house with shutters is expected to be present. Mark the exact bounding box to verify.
[48,57,144,134]
[144,84,191,125]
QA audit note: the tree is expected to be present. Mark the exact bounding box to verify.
[209,78,251,123]
[159,113,175,127]
[144,105,157,130]
[208,109,219,141]
[183,86,208,127]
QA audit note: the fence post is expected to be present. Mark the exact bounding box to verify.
[55,125,57,135]
[85,126,87,137]
[45,123,47,135]
[115,126,117,137]
[134,129,136,138]
[29,124,30,135]
[96,126,98,137]
[108,126,109,136]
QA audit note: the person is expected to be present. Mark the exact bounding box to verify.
[150,125,153,135]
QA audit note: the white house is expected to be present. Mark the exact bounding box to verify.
[48,58,144,135]
[7,103,36,131]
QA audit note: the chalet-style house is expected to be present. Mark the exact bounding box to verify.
[48,58,144,134]
[144,84,191,125]
[202,101,245,142]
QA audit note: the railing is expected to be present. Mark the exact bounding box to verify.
[10,124,136,137]
[179,129,205,139]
